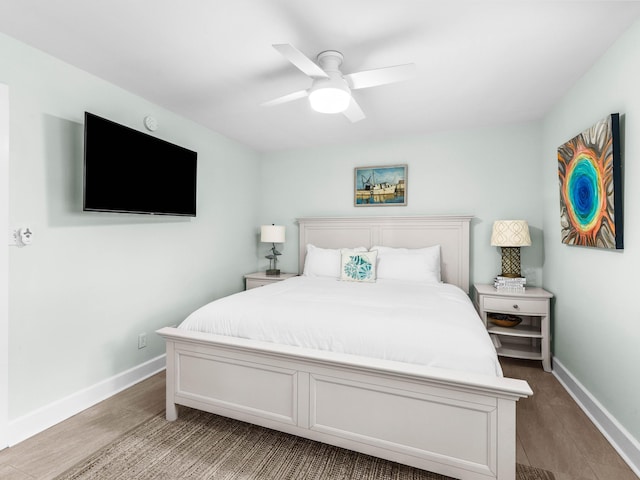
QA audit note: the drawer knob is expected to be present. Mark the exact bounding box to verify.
[513,304,519,309]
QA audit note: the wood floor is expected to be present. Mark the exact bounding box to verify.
[0,359,637,480]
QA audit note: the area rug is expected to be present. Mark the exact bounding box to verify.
[55,407,555,480]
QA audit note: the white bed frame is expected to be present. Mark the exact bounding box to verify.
[157,216,532,480]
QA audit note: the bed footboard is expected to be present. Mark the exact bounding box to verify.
[158,327,531,480]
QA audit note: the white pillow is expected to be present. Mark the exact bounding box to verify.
[372,245,441,283]
[340,250,378,283]
[303,244,367,278]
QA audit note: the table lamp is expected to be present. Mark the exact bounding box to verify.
[490,220,531,278]
[261,224,285,276]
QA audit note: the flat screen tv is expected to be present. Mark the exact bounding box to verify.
[83,112,197,216]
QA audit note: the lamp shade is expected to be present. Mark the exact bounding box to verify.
[490,220,531,247]
[260,225,285,243]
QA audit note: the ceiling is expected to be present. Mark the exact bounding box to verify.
[1,1,639,152]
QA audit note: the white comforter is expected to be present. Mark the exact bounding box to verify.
[179,276,502,377]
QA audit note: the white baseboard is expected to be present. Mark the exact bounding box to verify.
[8,354,166,446]
[553,358,640,478]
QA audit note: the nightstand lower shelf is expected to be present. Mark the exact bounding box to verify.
[488,324,542,338]
[494,340,544,361]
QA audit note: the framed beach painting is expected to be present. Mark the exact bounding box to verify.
[354,164,407,206]
[557,113,623,249]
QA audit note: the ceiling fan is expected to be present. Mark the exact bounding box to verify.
[262,44,416,123]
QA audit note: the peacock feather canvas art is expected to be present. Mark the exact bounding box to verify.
[557,113,623,249]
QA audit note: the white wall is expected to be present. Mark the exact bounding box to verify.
[542,19,640,445]
[259,122,545,287]
[0,83,9,448]
[0,33,261,422]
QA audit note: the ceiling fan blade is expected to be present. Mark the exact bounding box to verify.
[261,89,309,107]
[273,44,329,79]
[345,63,416,90]
[342,97,366,123]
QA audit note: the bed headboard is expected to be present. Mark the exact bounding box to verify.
[297,216,472,293]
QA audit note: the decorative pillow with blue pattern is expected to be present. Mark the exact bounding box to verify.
[340,250,378,283]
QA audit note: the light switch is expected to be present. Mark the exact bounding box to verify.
[9,227,33,247]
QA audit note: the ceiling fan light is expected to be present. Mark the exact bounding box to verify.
[309,87,351,114]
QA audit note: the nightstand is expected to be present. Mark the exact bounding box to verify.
[244,272,297,290]
[473,284,553,372]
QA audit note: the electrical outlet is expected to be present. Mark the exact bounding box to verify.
[138,332,147,349]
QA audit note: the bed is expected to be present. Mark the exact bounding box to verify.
[157,216,532,480]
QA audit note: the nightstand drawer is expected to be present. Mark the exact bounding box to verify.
[246,279,274,289]
[483,296,547,315]
[244,272,297,290]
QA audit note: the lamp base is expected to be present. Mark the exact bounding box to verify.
[266,269,280,276]
[500,247,522,278]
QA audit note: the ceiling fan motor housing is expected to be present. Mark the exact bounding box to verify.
[316,50,344,72]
